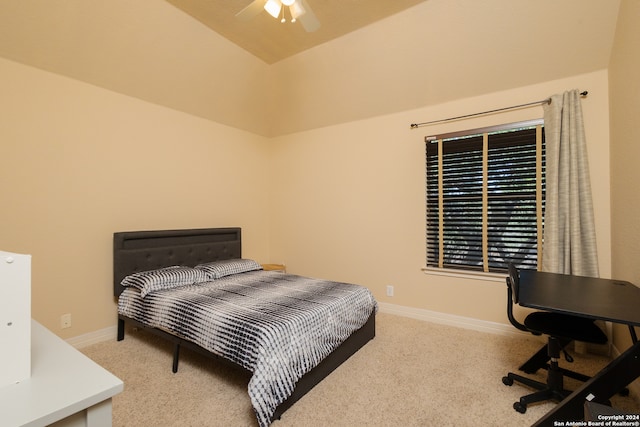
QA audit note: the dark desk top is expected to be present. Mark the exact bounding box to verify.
[518,270,640,327]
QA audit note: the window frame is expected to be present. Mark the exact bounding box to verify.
[424,119,545,274]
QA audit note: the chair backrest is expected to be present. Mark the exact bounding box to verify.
[506,262,528,332]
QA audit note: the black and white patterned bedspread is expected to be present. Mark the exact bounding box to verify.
[117,270,377,427]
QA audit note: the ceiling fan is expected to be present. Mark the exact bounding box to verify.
[236,0,320,32]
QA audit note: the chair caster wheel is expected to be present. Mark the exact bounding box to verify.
[514,401,527,414]
[502,376,513,386]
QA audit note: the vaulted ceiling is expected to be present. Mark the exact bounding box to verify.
[0,0,621,136]
[165,0,427,64]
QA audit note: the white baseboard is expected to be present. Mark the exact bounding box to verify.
[63,304,624,351]
[377,302,528,338]
[66,325,117,349]
[66,304,522,349]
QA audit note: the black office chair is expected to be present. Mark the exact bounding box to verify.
[502,263,608,414]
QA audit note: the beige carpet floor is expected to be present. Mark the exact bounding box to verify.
[81,313,639,426]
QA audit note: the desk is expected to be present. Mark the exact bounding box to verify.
[0,320,123,427]
[518,270,640,426]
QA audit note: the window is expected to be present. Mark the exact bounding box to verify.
[425,120,545,273]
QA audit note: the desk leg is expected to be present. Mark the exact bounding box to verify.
[533,340,640,426]
[86,398,113,427]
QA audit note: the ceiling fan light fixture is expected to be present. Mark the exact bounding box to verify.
[236,0,318,32]
[264,0,282,19]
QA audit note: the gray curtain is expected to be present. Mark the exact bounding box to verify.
[541,89,599,276]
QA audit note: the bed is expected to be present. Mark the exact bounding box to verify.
[113,227,377,426]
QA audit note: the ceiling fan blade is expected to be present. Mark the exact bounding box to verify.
[236,0,267,21]
[297,0,320,32]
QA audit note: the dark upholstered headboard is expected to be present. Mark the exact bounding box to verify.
[113,227,242,297]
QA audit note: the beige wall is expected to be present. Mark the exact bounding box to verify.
[0,57,271,338]
[0,0,272,137]
[269,0,619,136]
[0,55,613,337]
[0,0,628,340]
[0,1,619,138]
[269,70,612,324]
[609,0,640,352]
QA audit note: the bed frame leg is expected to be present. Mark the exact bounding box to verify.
[117,318,125,341]
[172,343,180,373]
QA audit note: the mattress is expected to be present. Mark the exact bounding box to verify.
[117,270,377,427]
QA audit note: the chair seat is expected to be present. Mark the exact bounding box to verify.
[524,312,607,344]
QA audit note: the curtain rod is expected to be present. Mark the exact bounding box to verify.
[409,90,588,129]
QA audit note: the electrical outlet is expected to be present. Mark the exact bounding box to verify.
[386,285,394,297]
[60,313,71,329]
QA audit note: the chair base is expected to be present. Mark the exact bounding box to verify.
[520,342,590,381]
[518,343,630,397]
[503,336,574,414]
[502,371,572,413]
